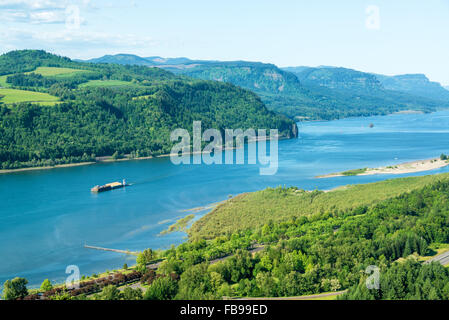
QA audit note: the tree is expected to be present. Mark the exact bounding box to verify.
[101,285,122,300]
[111,151,120,160]
[136,248,156,273]
[122,287,143,300]
[176,263,213,299]
[40,278,53,292]
[143,276,178,300]
[256,272,277,297]
[2,277,28,300]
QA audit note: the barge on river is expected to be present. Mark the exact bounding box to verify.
[91,179,128,193]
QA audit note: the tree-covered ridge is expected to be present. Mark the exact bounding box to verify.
[375,73,449,102]
[0,50,296,170]
[6,174,449,300]
[83,53,449,120]
[172,61,302,95]
[286,66,384,93]
[173,62,449,120]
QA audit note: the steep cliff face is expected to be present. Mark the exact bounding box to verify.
[285,66,383,93]
[374,74,449,101]
[176,61,303,95]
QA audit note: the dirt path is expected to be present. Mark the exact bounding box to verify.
[236,290,347,300]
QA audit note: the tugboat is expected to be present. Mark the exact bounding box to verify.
[91,179,128,193]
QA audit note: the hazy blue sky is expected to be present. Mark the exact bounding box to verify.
[1,0,448,84]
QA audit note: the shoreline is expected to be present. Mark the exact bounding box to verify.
[0,135,286,175]
[316,157,449,179]
[0,161,97,174]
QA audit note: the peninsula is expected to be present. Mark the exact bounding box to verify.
[316,157,449,178]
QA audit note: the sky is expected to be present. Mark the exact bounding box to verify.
[1,0,448,85]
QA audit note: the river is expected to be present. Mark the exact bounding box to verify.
[2,111,449,287]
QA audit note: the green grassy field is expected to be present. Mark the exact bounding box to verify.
[0,88,60,106]
[160,214,195,235]
[78,80,136,88]
[27,66,90,77]
[0,75,11,87]
[0,67,88,88]
[189,172,449,239]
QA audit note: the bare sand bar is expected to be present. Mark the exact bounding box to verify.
[317,158,449,179]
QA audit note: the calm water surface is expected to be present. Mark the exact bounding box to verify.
[2,111,449,287]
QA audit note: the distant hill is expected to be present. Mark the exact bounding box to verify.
[374,73,449,102]
[175,61,302,95]
[285,66,383,93]
[445,86,449,91]
[176,62,449,120]
[145,56,194,65]
[84,54,449,120]
[84,54,198,66]
[84,54,155,66]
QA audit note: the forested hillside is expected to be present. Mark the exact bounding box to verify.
[283,66,449,120]
[175,63,449,120]
[0,50,296,170]
[374,73,449,102]
[84,54,449,120]
[8,173,449,300]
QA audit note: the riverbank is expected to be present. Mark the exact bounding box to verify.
[0,161,97,174]
[316,157,449,178]
[0,135,286,174]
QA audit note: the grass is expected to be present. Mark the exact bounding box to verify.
[237,291,343,300]
[160,214,195,235]
[0,67,90,89]
[132,94,156,100]
[189,172,449,239]
[0,75,11,87]
[341,168,367,176]
[78,80,136,88]
[418,243,449,262]
[27,67,90,77]
[0,88,60,106]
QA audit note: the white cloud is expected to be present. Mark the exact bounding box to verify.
[0,0,67,10]
[0,27,158,57]
[0,0,91,24]
[30,10,66,23]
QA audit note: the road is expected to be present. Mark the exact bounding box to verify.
[236,291,347,300]
[424,250,449,266]
[120,245,265,292]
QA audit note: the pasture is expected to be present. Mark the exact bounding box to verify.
[28,66,91,77]
[0,88,60,106]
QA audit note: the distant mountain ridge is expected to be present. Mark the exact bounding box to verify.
[84,54,198,66]
[374,73,449,101]
[284,66,383,93]
[83,54,449,120]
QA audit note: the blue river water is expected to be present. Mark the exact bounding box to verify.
[2,110,449,288]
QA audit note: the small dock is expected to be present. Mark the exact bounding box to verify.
[84,244,138,256]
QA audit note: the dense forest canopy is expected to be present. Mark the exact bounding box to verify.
[0,50,296,170]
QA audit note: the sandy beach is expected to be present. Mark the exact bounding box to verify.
[317,157,449,178]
